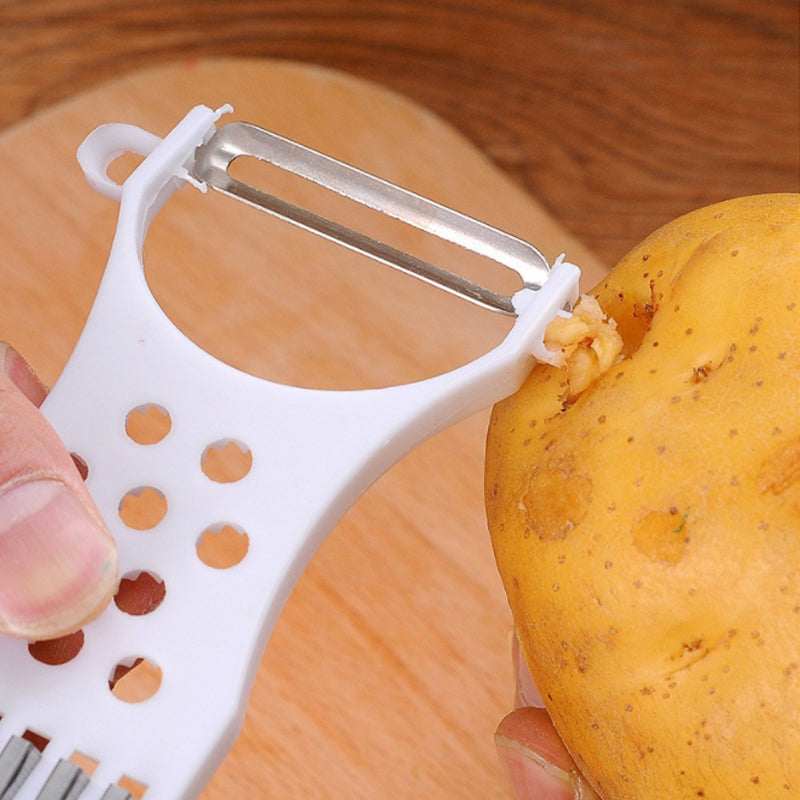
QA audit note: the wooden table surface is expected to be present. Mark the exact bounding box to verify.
[0,0,797,267]
[0,4,796,800]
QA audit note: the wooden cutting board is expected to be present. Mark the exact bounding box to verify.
[0,59,608,798]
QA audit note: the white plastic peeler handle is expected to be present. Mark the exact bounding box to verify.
[0,105,579,800]
[77,123,162,201]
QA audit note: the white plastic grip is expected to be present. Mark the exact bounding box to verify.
[0,105,581,800]
[77,124,163,201]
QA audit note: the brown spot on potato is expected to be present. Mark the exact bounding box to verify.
[691,362,713,382]
[633,508,690,564]
[521,456,592,541]
[757,439,800,495]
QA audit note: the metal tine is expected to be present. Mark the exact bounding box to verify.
[0,736,41,800]
[0,738,133,800]
[98,788,133,800]
[194,122,551,317]
[35,760,88,800]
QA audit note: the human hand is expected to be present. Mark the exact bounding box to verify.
[495,637,601,800]
[0,343,117,640]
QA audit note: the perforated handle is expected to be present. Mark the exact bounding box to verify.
[0,105,580,800]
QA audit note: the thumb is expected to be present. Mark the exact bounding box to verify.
[0,343,117,640]
[495,707,601,800]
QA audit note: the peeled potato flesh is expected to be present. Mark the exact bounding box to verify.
[485,194,799,800]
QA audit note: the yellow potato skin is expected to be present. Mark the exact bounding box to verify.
[485,194,799,799]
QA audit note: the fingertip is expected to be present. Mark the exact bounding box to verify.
[496,707,577,774]
[0,479,117,640]
[495,708,601,800]
[0,342,48,407]
[0,346,118,640]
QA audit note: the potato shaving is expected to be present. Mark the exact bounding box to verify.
[543,295,623,398]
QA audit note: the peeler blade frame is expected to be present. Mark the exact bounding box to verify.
[194,121,551,316]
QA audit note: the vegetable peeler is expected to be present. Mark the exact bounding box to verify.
[0,104,580,800]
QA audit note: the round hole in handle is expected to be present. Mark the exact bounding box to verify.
[125,404,172,445]
[201,439,253,483]
[196,523,249,569]
[28,630,85,666]
[109,656,162,703]
[118,487,168,530]
[114,570,166,616]
[70,453,89,481]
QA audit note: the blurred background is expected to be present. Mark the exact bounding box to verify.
[0,0,797,267]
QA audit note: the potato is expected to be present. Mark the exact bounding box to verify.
[485,194,799,799]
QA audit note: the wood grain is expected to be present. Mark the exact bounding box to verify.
[0,0,796,266]
[0,59,605,799]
